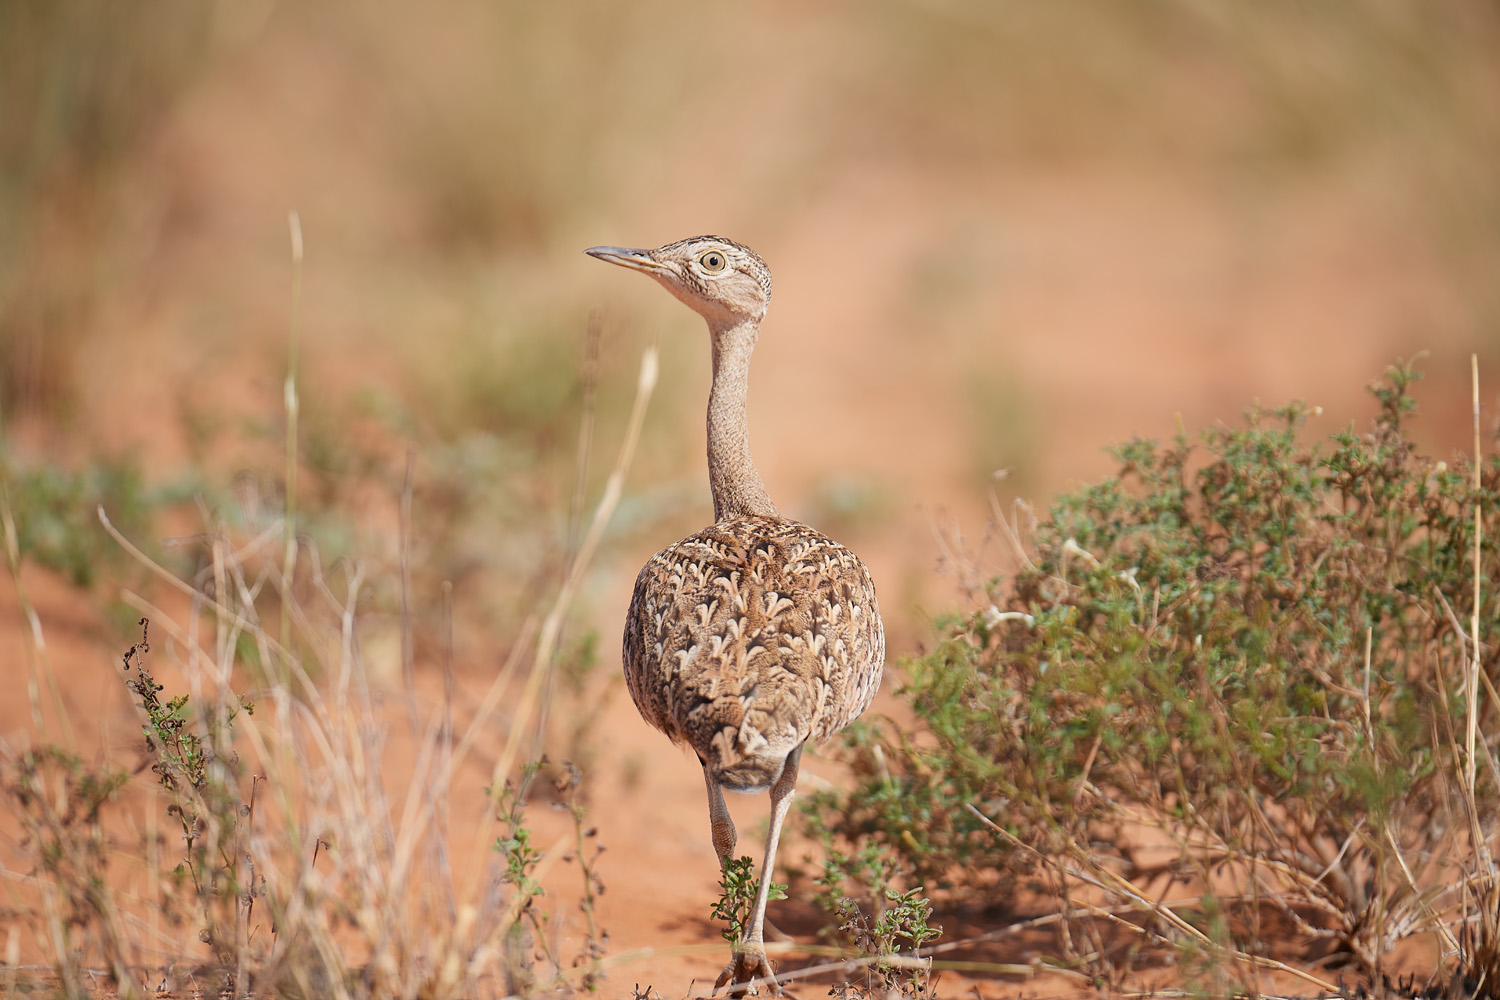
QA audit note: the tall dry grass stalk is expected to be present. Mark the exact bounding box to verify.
[1452,353,1500,1000]
[1469,353,1483,804]
[1,489,73,750]
[281,209,304,663]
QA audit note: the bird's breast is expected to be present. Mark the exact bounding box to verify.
[621,515,885,766]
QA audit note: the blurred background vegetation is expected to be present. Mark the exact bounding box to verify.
[1,0,1497,675]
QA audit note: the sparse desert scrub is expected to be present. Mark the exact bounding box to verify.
[807,361,1500,994]
[0,341,659,998]
[0,509,599,999]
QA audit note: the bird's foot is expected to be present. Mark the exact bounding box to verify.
[713,948,781,997]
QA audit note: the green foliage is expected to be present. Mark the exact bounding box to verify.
[711,855,787,945]
[495,772,546,903]
[491,760,550,992]
[485,760,608,993]
[813,842,899,925]
[120,618,255,968]
[815,846,941,998]
[807,362,1500,977]
[835,889,941,999]
[1,456,152,586]
[122,618,252,799]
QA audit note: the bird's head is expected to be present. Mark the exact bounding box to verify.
[585,235,772,326]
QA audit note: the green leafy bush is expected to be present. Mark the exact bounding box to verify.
[806,363,1499,982]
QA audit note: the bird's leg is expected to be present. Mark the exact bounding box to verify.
[715,745,802,997]
[744,745,801,951]
[703,761,737,868]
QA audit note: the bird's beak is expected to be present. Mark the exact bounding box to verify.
[584,245,668,275]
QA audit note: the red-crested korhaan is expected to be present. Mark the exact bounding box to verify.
[586,236,885,994]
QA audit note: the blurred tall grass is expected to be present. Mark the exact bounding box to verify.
[2,0,1497,629]
[0,0,213,421]
[6,1,1498,419]
[857,2,1500,278]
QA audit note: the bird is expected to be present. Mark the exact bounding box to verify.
[586,236,885,994]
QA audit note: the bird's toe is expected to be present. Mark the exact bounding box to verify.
[713,950,781,997]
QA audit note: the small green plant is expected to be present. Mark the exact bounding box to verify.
[832,888,941,999]
[494,761,547,899]
[486,758,610,993]
[119,617,255,972]
[814,842,886,920]
[813,845,941,998]
[712,855,787,945]
[492,759,549,993]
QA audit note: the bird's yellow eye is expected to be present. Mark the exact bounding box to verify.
[699,250,727,272]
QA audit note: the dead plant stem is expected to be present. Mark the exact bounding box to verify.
[281,210,303,664]
[491,343,658,792]
[1469,353,1482,805]
[964,802,1341,994]
[0,489,73,750]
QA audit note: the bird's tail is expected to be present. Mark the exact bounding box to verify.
[703,723,802,793]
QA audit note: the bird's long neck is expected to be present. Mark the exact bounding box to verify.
[707,316,779,522]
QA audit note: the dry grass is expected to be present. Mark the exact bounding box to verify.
[0,343,657,998]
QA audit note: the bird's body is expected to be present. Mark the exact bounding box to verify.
[587,235,884,995]
[624,515,884,792]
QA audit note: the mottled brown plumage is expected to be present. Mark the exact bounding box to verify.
[624,515,883,789]
[587,236,885,994]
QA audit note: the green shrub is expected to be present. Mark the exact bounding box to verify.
[806,362,1499,981]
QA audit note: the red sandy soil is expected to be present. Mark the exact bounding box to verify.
[3,7,1491,997]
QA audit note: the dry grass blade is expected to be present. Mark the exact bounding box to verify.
[1384,825,1461,956]
[491,343,658,790]
[1470,352,1483,815]
[1,490,74,750]
[281,209,304,661]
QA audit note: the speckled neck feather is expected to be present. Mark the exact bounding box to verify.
[707,317,779,522]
